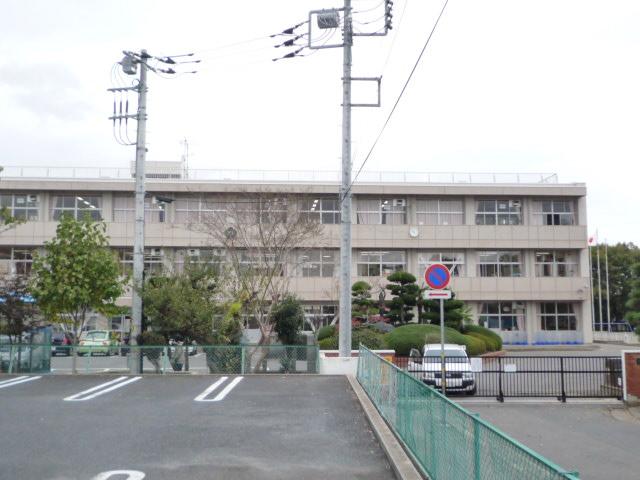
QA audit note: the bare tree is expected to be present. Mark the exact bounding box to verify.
[192,190,324,365]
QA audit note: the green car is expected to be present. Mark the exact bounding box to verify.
[77,330,119,356]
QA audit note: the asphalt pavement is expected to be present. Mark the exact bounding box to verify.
[0,375,395,480]
[463,402,639,480]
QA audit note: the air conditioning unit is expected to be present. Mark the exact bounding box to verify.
[392,199,406,207]
[27,194,39,203]
[510,200,521,208]
[514,302,526,310]
[187,248,200,257]
[149,248,162,256]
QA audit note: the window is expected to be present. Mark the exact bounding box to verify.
[239,251,285,276]
[479,302,526,331]
[475,199,522,225]
[478,251,523,277]
[535,251,578,277]
[116,248,164,276]
[532,200,575,226]
[356,198,406,225]
[301,197,340,224]
[175,248,225,273]
[539,303,577,330]
[303,304,337,330]
[418,252,465,277]
[234,198,287,224]
[0,193,39,221]
[52,195,102,220]
[0,247,34,275]
[174,195,226,223]
[357,251,406,276]
[416,199,464,225]
[113,195,167,223]
[298,249,337,277]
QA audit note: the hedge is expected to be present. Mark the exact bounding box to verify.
[318,326,386,350]
[462,324,503,351]
[317,325,336,341]
[383,324,488,356]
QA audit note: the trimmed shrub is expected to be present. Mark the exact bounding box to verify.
[462,324,503,351]
[317,326,386,350]
[317,325,336,341]
[384,324,487,356]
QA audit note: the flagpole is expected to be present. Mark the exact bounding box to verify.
[596,235,604,332]
[588,241,596,331]
[605,241,612,332]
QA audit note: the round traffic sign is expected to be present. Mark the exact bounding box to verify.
[424,263,451,290]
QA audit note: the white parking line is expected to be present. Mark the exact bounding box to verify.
[211,377,243,402]
[194,376,228,402]
[0,376,41,389]
[64,376,142,401]
[194,376,243,402]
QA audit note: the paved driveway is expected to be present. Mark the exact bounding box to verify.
[0,375,394,480]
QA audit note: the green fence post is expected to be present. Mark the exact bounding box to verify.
[163,346,168,374]
[241,346,245,375]
[473,413,481,480]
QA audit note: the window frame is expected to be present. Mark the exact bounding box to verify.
[301,197,340,224]
[532,199,575,226]
[475,199,522,225]
[298,249,338,277]
[415,198,464,225]
[477,251,523,277]
[356,198,407,225]
[356,250,406,277]
[417,251,465,278]
[113,194,168,223]
[539,302,577,331]
[534,250,578,277]
[52,194,103,221]
[0,193,39,221]
[478,302,526,331]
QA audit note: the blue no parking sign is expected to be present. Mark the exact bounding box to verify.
[424,263,451,290]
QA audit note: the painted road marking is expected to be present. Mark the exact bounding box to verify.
[92,471,145,480]
[64,376,142,401]
[0,376,41,389]
[194,376,243,402]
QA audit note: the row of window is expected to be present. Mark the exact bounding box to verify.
[478,302,578,332]
[0,247,580,279]
[0,193,577,227]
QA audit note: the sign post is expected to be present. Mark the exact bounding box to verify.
[424,264,452,395]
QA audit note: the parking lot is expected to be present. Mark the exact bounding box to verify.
[0,375,394,480]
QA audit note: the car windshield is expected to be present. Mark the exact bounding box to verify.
[85,331,108,341]
[424,349,468,358]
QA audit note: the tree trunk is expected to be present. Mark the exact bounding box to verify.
[184,343,190,372]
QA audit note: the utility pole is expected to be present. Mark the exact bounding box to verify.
[130,50,149,374]
[605,241,612,332]
[306,1,391,358]
[596,240,604,332]
[109,49,179,373]
[339,0,353,358]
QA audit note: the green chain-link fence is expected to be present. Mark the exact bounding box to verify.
[1,344,319,374]
[357,346,580,480]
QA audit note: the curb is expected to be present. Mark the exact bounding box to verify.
[347,375,424,480]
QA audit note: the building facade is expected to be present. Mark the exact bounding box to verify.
[0,166,592,345]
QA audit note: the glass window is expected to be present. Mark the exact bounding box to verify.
[113,195,167,223]
[174,248,225,273]
[478,251,523,277]
[300,197,340,224]
[475,199,522,225]
[115,248,164,276]
[539,302,577,330]
[532,200,575,226]
[418,252,465,278]
[357,251,406,276]
[479,302,526,331]
[174,195,227,224]
[0,247,34,275]
[356,198,406,225]
[298,249,337,277]
[303,304,337,331]
[239,251,285,276]
[0,193,39,221]
[535,251,578,277]
[52,195,102,221]
[416,199,464,225]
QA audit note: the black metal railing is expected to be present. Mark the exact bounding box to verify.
[394,355,623,402]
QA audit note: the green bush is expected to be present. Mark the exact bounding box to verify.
[384,324,488,356]
[317,326,386,350]
[317,325,336,341]
[463,326,502,352]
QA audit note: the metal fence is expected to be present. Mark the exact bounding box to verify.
[0,344,319,375]
[358,346,580,480]
[394,355,623,402]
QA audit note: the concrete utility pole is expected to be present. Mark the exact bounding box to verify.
[131,51,149,373]
[307,1,390,358]
[339,0,353,358]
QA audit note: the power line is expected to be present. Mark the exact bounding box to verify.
[343,0,449,202]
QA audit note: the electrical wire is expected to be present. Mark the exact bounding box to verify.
[380,0,408,75]
[343,0,449,202]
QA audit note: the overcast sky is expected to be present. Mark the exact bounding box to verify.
[0,0,638,243]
